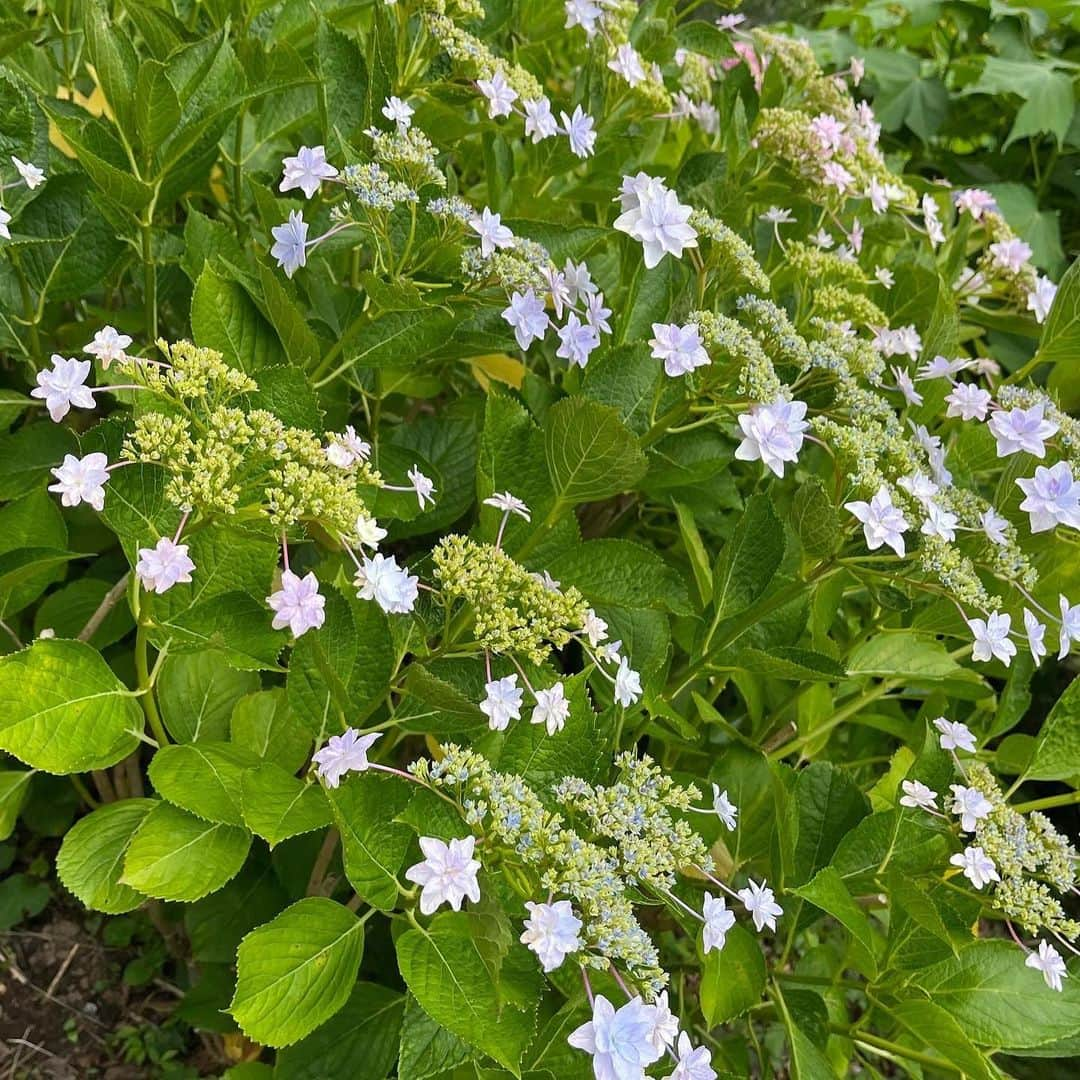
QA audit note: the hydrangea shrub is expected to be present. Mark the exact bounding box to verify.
[1,1,1080,1076]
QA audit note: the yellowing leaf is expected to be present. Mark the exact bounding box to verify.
[469,353,524,390]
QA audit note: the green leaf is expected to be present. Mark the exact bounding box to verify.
[184,858,289,964]
[888,999,995,1079]
[972,57,1075,146]
[1028,678,1080,781]
[543,397,647,506]
[846,632,991,698]
[56,799,153,913]
[775,987,835,1080]
[581,343,663,437]
[789,762,868,886]
[396,916,538,1076]
[241,764,332,847]
[545,538,692,615]
[673,21,736,60]
[1038,257,1080,368]
[148,741,259,825]
[256,261,321,367]
[121,801,251,902]
[326,308,456,380]
[730,646,845,682]
[287,590,358,742]
[191,264,285,371]
[230,897,365,1048]
[712,493,784,618]
[84,0,139,131]
[790,478,840,557]
[157,649,260,743]
[913,941,1080,1049]
[887,870,962,957]
[42,106,155,209]
[135,59,181,157]
[0,423,76,501]
[275,982,404,1079]
[398,991,476,1080]
[327,772,413,910]
[830,810,951,892]
[792,866,879,976]
[0,639,140,774]
[231,688,310,773]
[0,769,33,841]
[709,744,776,867]
[700,924,766,1024]
[618,253,685,344]
[495,673,605,793]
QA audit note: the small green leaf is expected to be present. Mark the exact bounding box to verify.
[56,799,154,913]
[790,478,840,556]
[230,897,365,1048]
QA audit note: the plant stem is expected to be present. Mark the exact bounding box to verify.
[1012,791,1080,813]
[135,624,169,747]
[78,572,130,642]
[830,1023,960,1074]
[140,190,160,341]
[307,828,341,896]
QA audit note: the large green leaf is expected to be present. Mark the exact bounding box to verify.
[275,982,403,1079]
[0,639,140,774]
[712,493,784,619]
[121,801,251,901]
[1027,678,1080,781]
[191,264,285,371]
[699,924,766,1024]
[397,991,476,1079]
[543,397,647,506]
[230,897,365,1047]
[396,916,538,1076]
[913,941,1080,1050]
[241,763,332,847]
[327,772,413,910]
[157,650,260,743]
[545,538,692,615]
[148,741,259,825]
[230,688,311,773]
